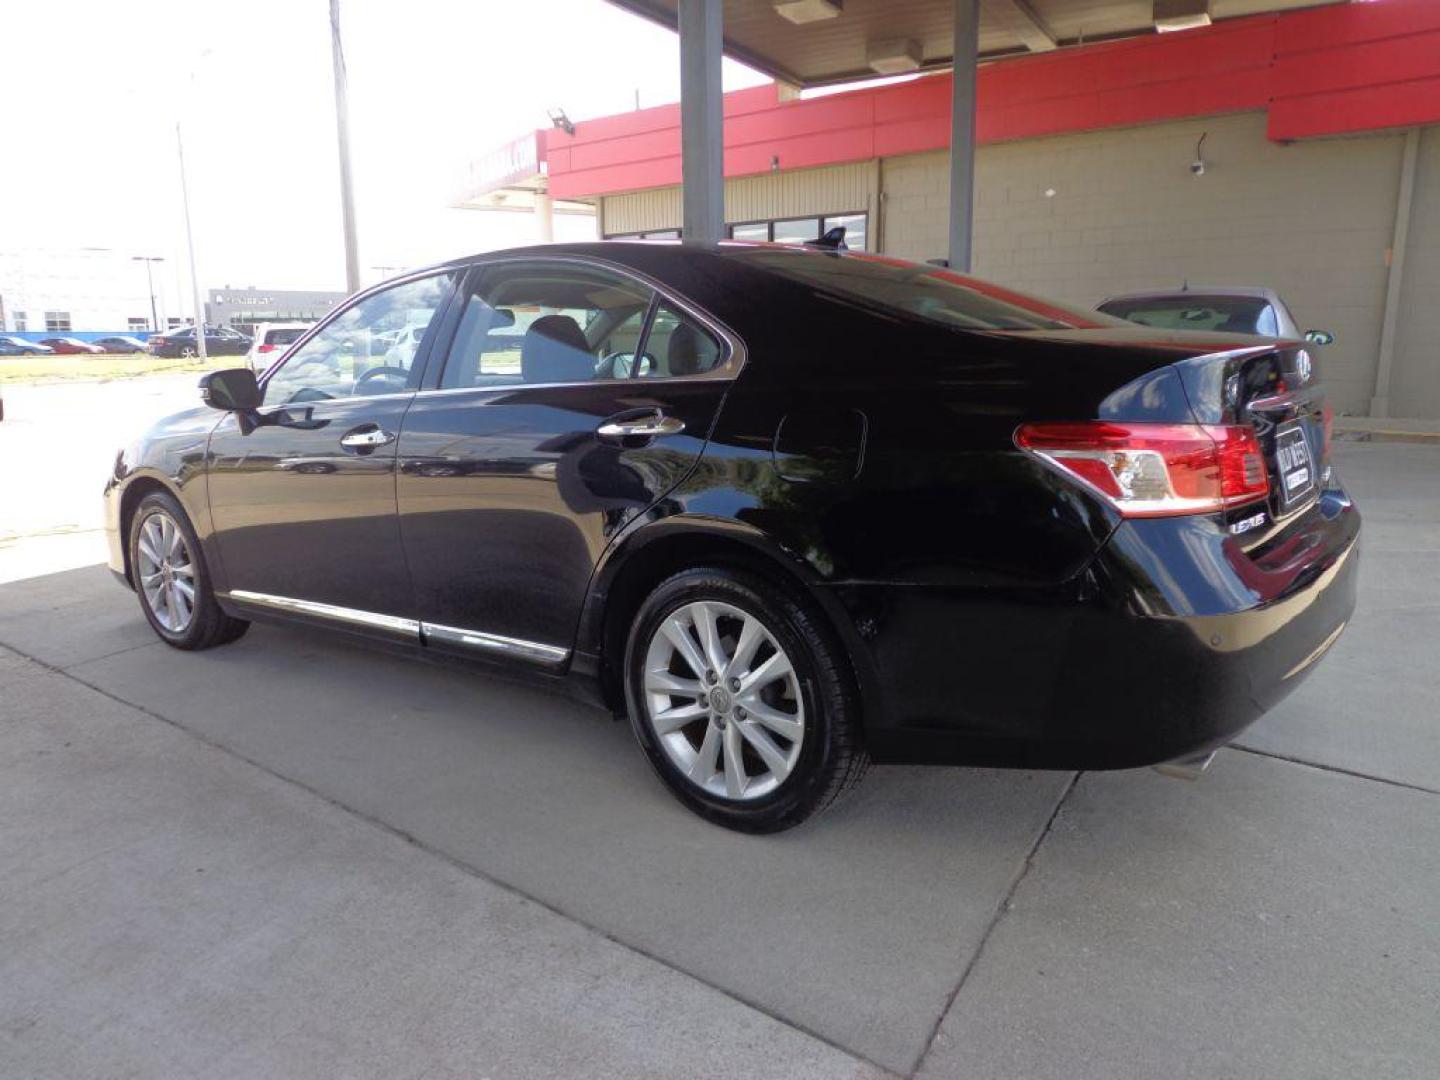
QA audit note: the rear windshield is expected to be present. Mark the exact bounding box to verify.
[730,248,1125,331]
[265,328,307,345]
[1098,295,1275,335]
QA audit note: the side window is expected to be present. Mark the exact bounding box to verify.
[262,272,456,405]
[439,263,653,389]
[636,303,723,378]
[1257,305,1280,337]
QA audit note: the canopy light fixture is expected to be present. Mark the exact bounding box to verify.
[866,38,922,75]
[773,0,842,26]
[1154,0,1211,32]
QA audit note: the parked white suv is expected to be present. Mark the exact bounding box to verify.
[245,322,311,372]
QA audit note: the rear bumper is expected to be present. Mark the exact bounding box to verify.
[848,480,1360,769]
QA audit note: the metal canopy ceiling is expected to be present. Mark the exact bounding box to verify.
[605,0,1348,87]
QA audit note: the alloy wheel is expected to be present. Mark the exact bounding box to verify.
[642,600,805,801]
[180,346,197,358]
[137,511,196,633]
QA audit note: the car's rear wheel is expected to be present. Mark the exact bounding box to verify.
[129,491,248,650]
[625,567,868,833]
[179,345,197,358]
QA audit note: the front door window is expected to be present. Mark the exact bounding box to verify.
[263,273,457,405]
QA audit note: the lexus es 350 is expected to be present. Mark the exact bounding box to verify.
[103,242,1359,832]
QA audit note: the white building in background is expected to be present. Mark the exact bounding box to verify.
[0,249,181,334]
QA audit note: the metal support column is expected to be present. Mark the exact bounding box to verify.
[1370,126,1420,419]
[947,0,980,271]
[534,190,555,243]
[678,0,724,244]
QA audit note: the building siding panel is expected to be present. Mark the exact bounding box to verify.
[884,112,1411,416]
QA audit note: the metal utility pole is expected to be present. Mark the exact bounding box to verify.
[175,123,207,360]
[132,256,164,331]
[331,0,361,293]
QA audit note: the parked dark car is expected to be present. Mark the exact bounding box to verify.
[147,326,251,358]
[1098,286,1335,346]
[0,335,53,355]
[94,335,149,353]
[102,242,1359,832]
[39,336,104,355]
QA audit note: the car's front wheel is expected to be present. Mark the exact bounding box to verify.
[625,567,868,832]
[129,491,249,650]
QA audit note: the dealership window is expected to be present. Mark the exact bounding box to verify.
[727,213,868,251]
[12,311,25,332]
[167,317,184,328]
[44,311,72,332]
[607,213,868,250]
[128,317,148,332]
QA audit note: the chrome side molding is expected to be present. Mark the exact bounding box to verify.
[222,590,569,666]
[420,622,569,666]
[227,590,420,637]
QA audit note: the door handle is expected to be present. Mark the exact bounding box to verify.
[596,411,686,441]
[340,427,396,449]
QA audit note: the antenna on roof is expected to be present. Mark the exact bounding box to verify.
[806,226,848,251]
[1182,278,1189,291]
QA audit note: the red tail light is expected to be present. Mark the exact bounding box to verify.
[1015,421,1269,518]
[1322,404,1334,462]
[257,343,279,353]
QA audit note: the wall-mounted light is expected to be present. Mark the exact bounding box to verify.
[547,107,575,136]
[866,39,922,75]
[1191,132,1208,176]
[774,0,842,25]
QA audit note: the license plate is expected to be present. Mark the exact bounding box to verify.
[1274,423,1315,510]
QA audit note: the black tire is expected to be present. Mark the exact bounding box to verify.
[128,490,249,650]
[624,567,868,833]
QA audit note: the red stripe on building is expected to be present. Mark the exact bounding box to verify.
[542,0,1440,200]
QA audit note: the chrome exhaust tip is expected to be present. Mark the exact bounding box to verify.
[1152,750,1217,781]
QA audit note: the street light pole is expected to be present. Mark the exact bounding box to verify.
[132,256,164,331]
[331,0,361,293]
[175,123,207,361]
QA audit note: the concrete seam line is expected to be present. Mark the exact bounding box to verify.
[58,640,165,670]
[907,769,1081,1079]
[1229,744,1440,798]
[0,635,907,1080]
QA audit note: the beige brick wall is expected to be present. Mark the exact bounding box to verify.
[880,113,1418,416]
[1391,127,1440,420]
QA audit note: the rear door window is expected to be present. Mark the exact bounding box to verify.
[633,304,723,378]
[439,262,653,388]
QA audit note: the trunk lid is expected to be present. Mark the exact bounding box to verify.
[1170,339,1329,522]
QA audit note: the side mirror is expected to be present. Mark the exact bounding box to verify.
[200,368,262,411]
[1304,329,1334,346]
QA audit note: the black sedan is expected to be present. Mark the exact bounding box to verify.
[102,242,1359,832]
[147,326,251,358]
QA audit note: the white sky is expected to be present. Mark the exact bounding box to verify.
[0,0,768,293]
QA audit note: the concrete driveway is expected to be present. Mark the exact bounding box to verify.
[1,441,1437,1079]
